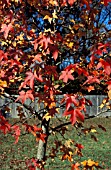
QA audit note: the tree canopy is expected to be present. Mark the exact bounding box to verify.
[0,0,111,169]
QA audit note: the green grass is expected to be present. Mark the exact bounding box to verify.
[0,117,111,170]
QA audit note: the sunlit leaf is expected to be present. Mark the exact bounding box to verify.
[59,69,74,83]
[43,113,52,121]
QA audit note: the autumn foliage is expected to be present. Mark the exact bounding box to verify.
[0,0,111,169]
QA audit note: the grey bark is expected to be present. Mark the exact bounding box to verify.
[36,119,50,170]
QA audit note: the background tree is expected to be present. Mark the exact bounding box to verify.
[0,0,111,169]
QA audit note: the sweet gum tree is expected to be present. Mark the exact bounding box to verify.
[0,0,111,169]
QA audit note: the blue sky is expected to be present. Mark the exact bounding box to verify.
[24,3,111,69]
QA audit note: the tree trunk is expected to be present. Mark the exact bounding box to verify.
[36,119,50,170]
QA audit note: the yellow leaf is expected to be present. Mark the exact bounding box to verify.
[65,139,74,147]
[81,159,98,167]
[44,28,52,33]
[81,160,87,166]
[9,79,15,83]
[70,19,75,23]
[67,42,74,49]
[90,129,97,133]
[44,15,52,23]
[56,107,60,113]
[19,34,24,41]
[43,113,51,121]
[0,80,7,87]
[49,0,58,5]
[1,41,7,46]
[69,151,73,156]
[99,103,104,109]
[18,41,23,45]
[13,41,16,47]
[87,159,96,166]
[11,0,19,3]
[102,98,107,104]
[52,11,58,19]
[9,40,12,44]
[17,33,24,41]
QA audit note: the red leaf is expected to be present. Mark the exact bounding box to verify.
[77,67,89,77]
[104,0,111,6]
[97,59,111,75]
[60,0,67,6]
[19,71,34,90]
[38,35,53,49]
[59,69,74,83]
[0,115,11,134]
[75,143,84,150]
[0,50,8,62]
[64,63,78,71]
[33,54,42,62]
[85,98,93,106]
[19,71,43,90]
[63,108,84,125]
[16,90,34,104]
[26,90,34,101]
[68,0,76,6]
[83,76,100,85]
[11,125,21,144]
[32,39,38,51]
[33,125,42,132]
[25,71,35,89]
[53,49,58,61]
[82,0,90,10]
[36,133,47,142]
[106,81,111,90]
[49,44,59,60]
[64,94,79,110]
[25,158,39,170]
[34,71,43,82]
[0,23,13,39]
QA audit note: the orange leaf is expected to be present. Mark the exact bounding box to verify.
[87,85,94,92]
[36,133,47,142]
[71,162,80,170]
[33,54,42,62]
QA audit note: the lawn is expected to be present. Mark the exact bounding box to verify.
[0,117,111,170]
